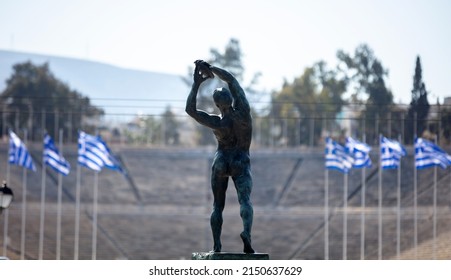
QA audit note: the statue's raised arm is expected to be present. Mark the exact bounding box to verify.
[185,60,221,129]
[210,65,251,114]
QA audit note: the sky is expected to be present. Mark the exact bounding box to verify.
[1,0,450,104]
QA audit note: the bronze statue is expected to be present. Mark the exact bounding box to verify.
[186,60,255,254]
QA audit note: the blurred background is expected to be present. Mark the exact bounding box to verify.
[0,0,450,260]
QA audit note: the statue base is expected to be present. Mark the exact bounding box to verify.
[191,252,269,260]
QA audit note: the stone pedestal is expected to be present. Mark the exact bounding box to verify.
[192,252,269,260]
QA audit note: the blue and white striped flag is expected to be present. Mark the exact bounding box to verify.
[346,137,372,168]
[380,136,406,169]
[325,137,354,173]
[415,137,451,169]
[43,133,70,175]
[78,131,124,173]
[9,130,36,171]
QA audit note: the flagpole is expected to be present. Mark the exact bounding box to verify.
[433,136,438,260]
[378,134,382,260]
[397,134,402,259]
[413,113,418,259]
[56,129,63,260]
[433,162,437,260]
[361,127,367,260]
[74,159,81,260]
[324,168,329,260]
[75,130,123,260]
[361,166,366,260]
[413,154,418,259]
[92,171,99,260]
[39,143,47,260]
[3,145,11,257]
[343,172,348,260]
[20,129,28,260]
[38,113,46,260]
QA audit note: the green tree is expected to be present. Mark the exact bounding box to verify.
[183,38,261,146]
[405,56,430,143]
[208,38,262,102]
[337,44,393,143]
[161,106,180,145]
[269,61,346,146]
[0,61,104,141]
[314,61,347,125]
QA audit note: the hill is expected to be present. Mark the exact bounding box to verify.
[0,50,189,121]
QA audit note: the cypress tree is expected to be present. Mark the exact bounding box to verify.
[405,56,430,143]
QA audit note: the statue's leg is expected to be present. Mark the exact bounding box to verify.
[211,172,228,253]
[233,171,255,253]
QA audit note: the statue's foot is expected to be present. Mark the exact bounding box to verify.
[240,232,255,254]
[213,242,221,253]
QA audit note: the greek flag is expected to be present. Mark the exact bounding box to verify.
[380,136,406,169]
[43,134,70,175]
[78,131,124,173]
[9,130,36,171]
[415,138,451,169]
[325,137,354,173]
[345,137,372,168]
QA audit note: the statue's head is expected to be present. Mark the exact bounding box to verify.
[213,87,233,110]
